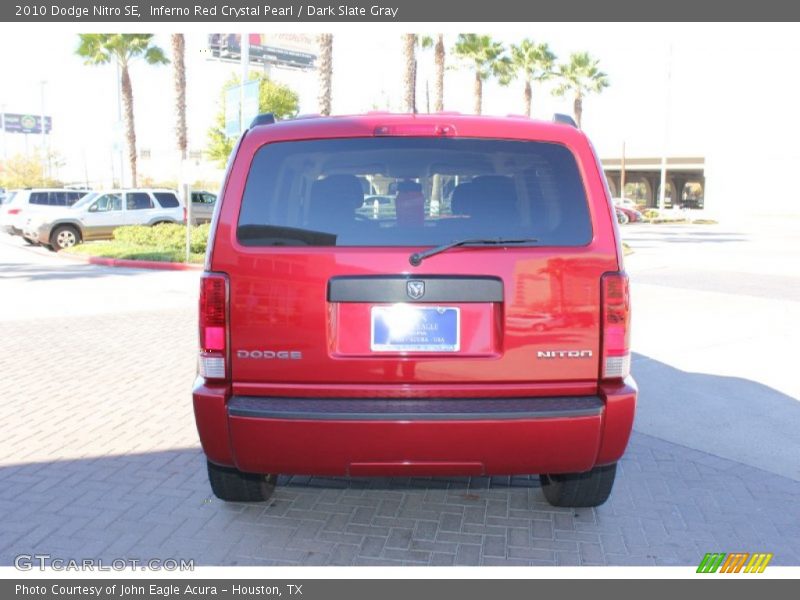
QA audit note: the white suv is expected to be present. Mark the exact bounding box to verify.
[1,188,91,238]
[23,188,186,250]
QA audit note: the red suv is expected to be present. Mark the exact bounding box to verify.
[193,113,636,507]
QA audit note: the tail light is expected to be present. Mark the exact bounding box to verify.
[601,272,631,380]
[8,208,21,215]
[199,273,228,381]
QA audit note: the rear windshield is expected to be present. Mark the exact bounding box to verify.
[237,137,592,247]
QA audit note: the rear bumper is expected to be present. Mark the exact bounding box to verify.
[193,377,637,477]
[23,226,47,244]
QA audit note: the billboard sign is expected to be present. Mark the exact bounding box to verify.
[1,113,52,134]
[208,34,316,70]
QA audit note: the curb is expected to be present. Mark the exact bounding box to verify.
[59,251,204,271]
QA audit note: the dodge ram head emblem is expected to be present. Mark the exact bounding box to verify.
[406,280,425,300]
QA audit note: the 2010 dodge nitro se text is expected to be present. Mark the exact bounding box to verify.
[193,112,636,507]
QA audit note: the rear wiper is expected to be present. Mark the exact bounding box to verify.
[409,237,539,266]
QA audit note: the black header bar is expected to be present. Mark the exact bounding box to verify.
[3,0,800,22]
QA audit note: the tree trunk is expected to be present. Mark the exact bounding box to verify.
[524,79,532,117]
[425,79,430,113]
[574,94,583,129]
[120,61,137,187]
[171,34,187,160]
[434,34,445,112]
[317,34,333,116]
[473,71,482,115]
[402,34,417,113]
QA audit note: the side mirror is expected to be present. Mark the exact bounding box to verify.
[88,204,98,213]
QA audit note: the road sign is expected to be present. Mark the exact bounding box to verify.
[224,86,240,136]
[1,113,52,134]
[224,79,260,137]
[241,79,260,127]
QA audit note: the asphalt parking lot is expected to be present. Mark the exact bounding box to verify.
[1,219,799,567]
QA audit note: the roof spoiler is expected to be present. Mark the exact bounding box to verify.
[552,113,577,128]
[250,113,276,128]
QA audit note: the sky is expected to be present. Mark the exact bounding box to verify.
[0,22,799,208]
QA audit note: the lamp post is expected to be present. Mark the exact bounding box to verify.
[658,44,673,211]
[40,80,48,180]
[240,34,250,134]
[1,103,7,160]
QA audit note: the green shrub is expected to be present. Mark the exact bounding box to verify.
[190,223,211,253]
[643,209,660,219]
[650,218,689,224]
[113,223,211,253]
[113,224,157,246]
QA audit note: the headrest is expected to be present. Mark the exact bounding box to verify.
[450,182,475,215]
[310,175,365,212]
[453,176,518,220]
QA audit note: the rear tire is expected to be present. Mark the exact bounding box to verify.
[207,460,276,502]
[539,463,617,507]
[50,225,81,250]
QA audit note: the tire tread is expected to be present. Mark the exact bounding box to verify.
[207,461,276,502]
[539,463,616,507]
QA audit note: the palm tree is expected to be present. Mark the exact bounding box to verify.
[433,34,445,112]
[417,35,445,112]
[170,34,187,161]
[76,34,168,187]
[402,34,417,113]
[552,51,609,128]
[317,34,333,116]
[451,34,510,115]
[509,40,556,117]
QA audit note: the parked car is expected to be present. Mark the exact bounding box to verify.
[194,113,636,508]
[357,194,395,219]
[0,188,90,238]
[679,196,705,210]
[23,188,185,250]
[613,197,645,211]
[615,205,643,224]
[190,190,217,225]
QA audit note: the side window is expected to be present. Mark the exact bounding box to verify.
[153,192,179,208]
[127,193,154,210]
[90,194,122,212]
[203,194,217,204]
[49,192,67,206]
[66,192,85,206]
[29,192,48,205]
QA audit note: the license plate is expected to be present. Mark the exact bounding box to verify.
[371,305,460,352]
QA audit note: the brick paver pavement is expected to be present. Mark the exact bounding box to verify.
[1,306,799,567]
